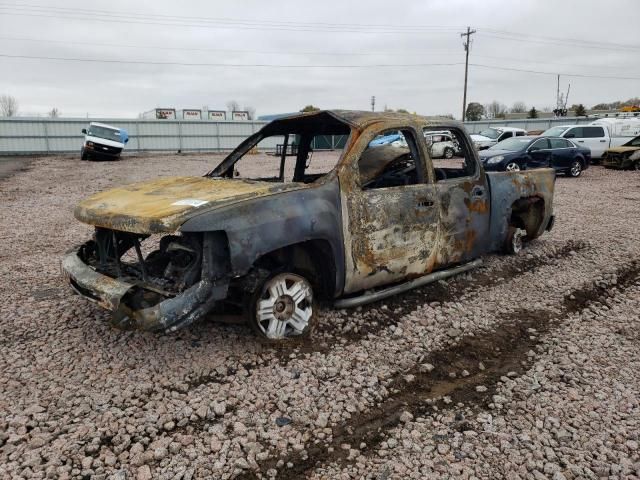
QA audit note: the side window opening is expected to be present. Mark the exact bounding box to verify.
[359,128,423,190]
[210,115,351,184]
[425,127,476,182]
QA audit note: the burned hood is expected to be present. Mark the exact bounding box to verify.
[74,176,302,234]
[606,146,640,154]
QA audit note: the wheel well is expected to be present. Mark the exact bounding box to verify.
[510,196,545,238]
[253,240,336,300]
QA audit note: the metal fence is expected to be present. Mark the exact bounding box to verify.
[1,115,599,156]
[0,117,271,155]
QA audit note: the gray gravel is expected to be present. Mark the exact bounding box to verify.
[0,154,639,479]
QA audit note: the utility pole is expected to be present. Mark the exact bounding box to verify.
[460,26,476,121]
[371,96,376,112]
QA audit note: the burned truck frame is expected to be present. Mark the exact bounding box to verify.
[63,110,555,340]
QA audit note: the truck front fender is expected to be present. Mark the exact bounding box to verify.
[179,179,345,295]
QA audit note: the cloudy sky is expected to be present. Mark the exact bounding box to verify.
[0,0,638,119]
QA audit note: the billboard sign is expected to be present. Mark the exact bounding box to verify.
[155,109,176,120]
[181,109,201,120]
[232,111,249,121]
[208,110,226,120]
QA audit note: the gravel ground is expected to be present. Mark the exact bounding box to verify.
[0,154,639,480]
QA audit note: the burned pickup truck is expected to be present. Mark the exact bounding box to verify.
[62,110,555,340]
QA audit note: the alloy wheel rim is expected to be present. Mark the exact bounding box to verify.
[571,162,581,176]
[256,273,313,339]
[506,162,520,172]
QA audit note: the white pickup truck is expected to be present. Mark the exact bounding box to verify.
[541,120,640,159]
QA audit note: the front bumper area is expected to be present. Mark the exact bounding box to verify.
[62,248,228,333]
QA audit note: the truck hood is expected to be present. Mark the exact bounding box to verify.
[74,176,301,234]
[606,146,640,153]
[470,134,494,143]
[85,134,124,148]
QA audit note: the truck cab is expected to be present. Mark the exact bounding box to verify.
[81,122,128,161]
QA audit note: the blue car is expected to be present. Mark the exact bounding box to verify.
[478,136,591,177]
[368,131,403,147]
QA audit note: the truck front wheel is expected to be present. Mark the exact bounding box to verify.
[81,148,89,161]
[248,272,316,341]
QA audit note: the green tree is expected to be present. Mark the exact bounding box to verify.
[574,104,587,116]
[465,102,484,121]
[527,107,538,119]
[300,105,320,113]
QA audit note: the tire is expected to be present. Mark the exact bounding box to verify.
[634,161,640,171]
[505,161,520,172]
[81,148,89,161]
[568,160,582,177]
[444,147,454,159]
[504,227,525,255]
[247,271,316,341]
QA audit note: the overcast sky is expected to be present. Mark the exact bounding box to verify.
[0,0,638,119]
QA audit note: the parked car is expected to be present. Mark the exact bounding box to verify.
[541,124,629,160]
[602,135,640,170]
[369,130,403,147]
[478,136,590,177]
[62,110,555,340]
[81,122,128,161]
[424,132,458,158]
[470,127,527,150]
[391,131,458,159]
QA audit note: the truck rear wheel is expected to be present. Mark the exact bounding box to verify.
[504,227,525,255]
[247,271,316,341]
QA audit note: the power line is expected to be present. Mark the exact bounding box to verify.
[0,35,637,72]
[478,32,640,52]
[0,6,462,34]
[0,2,465,31]
[483,29,640,51]
[1,52,639,80]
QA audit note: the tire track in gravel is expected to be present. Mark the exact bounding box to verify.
[269,239,589,363]
[236,259,640,480]
[139,240,590,421]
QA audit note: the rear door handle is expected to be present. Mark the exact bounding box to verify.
[417,199,434,208]
[599,140,606,142]
[577,140,585,143]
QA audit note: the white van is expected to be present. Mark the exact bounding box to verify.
[470,127,527,150]
[80,122,128,161]
[541,121,638,159]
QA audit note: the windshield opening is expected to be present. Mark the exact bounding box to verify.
[624,135,640,147]
[489,138,531,151]
[88,125,122,142]
[478,128,500,139]
[542,126,569,137]
[208,112,351,184]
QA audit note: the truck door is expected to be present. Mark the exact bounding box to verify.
[341,126,439,294]
[428,126,491,266]
[582,126,608,158]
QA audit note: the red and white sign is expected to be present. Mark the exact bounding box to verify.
[155,109,176,120]
[208,110,226,120]
[182,109,201,120]
[232,111,249,121]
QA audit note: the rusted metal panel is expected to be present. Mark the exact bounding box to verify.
[74,176,305,234]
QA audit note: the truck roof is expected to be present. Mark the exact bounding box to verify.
[90,122,121,131]
[267,110,464,131]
